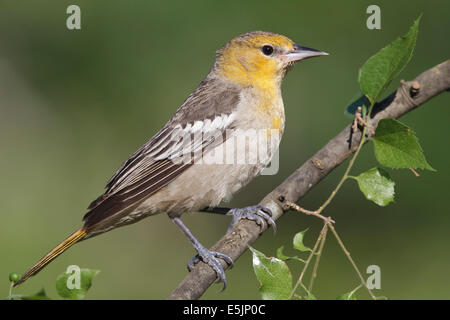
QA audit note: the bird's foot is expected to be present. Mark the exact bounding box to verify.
[187,246,233,290]
[226,205,276,233]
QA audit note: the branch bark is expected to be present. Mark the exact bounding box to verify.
[168,60,450,300]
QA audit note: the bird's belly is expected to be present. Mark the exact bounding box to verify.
[128,127,282,219]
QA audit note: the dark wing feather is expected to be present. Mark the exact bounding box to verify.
[82,77,240,229]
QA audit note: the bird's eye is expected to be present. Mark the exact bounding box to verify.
[261,45,274,56]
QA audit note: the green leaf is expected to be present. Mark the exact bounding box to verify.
[56,268,100,300]
[373,118,434,170]
[354,167,395,206]
[276,246,306,263]
[250,246,292,300]
[7,288,50,300]
[276,246,290,261]
[293,229,312,252]
[359,16,421,102]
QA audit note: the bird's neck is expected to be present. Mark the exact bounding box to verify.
[215,54,283,92]
[241,84,285,134]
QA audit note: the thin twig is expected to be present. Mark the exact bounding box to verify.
[288,200,376,300]
[409,168,420,177]
[285,201,334,224]
[356,111,375,136]
[353,106,375,136]
[308,225,328,292]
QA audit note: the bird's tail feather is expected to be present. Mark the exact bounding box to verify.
[14,228,87,287]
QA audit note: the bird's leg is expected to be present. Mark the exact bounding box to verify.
[171,217,233,290]
[203,205,276,233]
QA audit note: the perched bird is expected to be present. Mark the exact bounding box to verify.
[15,31,327,288]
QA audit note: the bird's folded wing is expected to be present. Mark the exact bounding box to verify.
[82,80,240,229]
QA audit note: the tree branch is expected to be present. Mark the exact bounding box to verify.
[168,60,450,300]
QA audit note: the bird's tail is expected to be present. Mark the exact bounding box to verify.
[13,228,87,287]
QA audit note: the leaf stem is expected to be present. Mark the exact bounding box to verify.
[316,126,368,215]
[315,100,375,215]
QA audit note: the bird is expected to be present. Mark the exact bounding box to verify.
[14,31,327,289]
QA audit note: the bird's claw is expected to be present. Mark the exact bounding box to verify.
[226,205,276,234]
[187,247,233,290]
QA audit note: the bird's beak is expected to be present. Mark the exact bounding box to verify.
[282,44,329,63]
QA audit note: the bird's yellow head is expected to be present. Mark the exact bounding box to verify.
[214,31,328,90]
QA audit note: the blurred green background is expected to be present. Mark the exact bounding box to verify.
[1,0,449,300]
